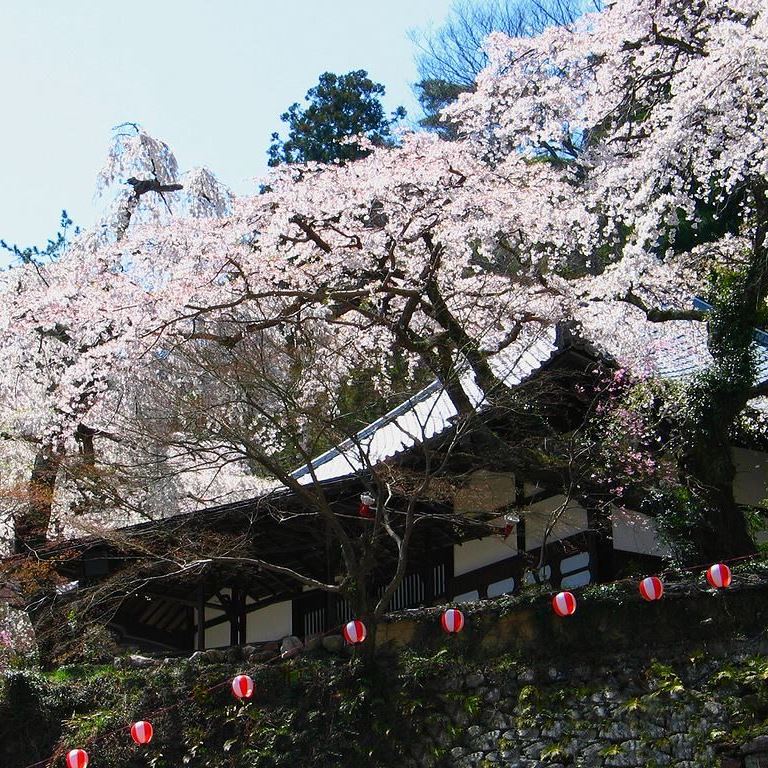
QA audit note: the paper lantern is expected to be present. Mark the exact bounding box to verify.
[130,720,154,745]
[66,749,89,768]
[552,591,576,617]
[231,674,254,700]
[706,563,732,589]
[440,608,465,634]
[639,576,664,601]
[358,492,375,519]
[342,619,367,644]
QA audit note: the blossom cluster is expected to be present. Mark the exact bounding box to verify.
[0,0,765,541]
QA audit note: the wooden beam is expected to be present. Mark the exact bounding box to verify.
[196,582,205,651]
[164,608,193,633]
[229,587,247,646]
[138,599,170,626]
[204,590,296,630]
[112,623,192,652]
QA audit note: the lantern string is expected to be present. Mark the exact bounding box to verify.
[21,617,352,768]
[15,549,764,768]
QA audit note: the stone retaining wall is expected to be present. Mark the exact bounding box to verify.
[399,638,768,767]
[4,570,768,768]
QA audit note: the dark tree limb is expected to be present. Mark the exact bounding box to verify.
[616,288,706,322]
[126,177,183,197]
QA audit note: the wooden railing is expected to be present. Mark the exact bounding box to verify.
[292,553,453,639]
[291,534,600,639]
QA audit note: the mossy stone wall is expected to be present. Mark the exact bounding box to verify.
[3,572,768,767]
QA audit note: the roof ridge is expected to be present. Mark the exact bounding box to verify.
[290,378,446,480]
[291,327,562,483]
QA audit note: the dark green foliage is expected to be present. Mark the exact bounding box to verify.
[642,486,705,566]
[0,210,79,267]
[267,71,405,167]
[413,79,465,138]
[5,645,768,768]
[7,570,768,767]
[0,658,429,768]
[672,267,761,561]
[331,352,435,448]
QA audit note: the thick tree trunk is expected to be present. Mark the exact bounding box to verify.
[349,579,379,665]
[684,438,754,561]
[680,331,757,561]
[15,446,62,553]
[358,610,378,665]
[680,183,768,562]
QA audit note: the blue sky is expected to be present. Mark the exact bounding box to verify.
[0,0,454,258]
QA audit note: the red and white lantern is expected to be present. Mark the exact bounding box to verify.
[358,492,375,519]
[130,720,154,745]
[639,576,664,602]
[231,674,254,700]
[706,563,732,589]
[66,749,89,768]
[342,619,367,644]
[552,591,576,617]
[440,608,465,634]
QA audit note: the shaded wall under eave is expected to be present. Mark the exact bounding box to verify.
[733,447,768,508]
[204,589,293,648]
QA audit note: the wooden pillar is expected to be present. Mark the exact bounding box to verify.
[196,582,206,651]
[292,594,303,639]
[424,562,435,605]
[515,477,527,555]
[516,517,527,555]
[238,592,247,645]
[586,505,614,583]
[326,591,338,633]
[229,588,247,645]
[229,589,238,647]
[445,546,455,600]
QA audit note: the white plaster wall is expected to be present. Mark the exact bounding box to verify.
[611,508,671,557]
[204,593,294,647]
[205,617,231,649]
[733,447,768,507]
[204,590,230,649]
[523,480,545,498]
[524,496,589,550]
[453,533,517,576]
[487,576,516,598]
[452,496,591,579]
[246,600,293,643]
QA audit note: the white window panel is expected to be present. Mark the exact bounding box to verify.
[560,570,591,589]
[560,552,590,575]
[487,577,516,598]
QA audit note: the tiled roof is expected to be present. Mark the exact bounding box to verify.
[291,327,560,484]
[291,299,768,485]
[649,298,768,382]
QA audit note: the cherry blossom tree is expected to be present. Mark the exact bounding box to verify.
[1,0,766,637]
[443,0,768,557]
[0,123,235,554]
